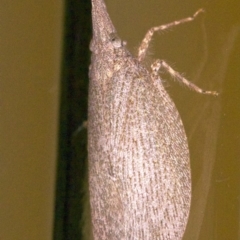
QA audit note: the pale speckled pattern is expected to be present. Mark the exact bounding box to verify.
[88,0,191,239]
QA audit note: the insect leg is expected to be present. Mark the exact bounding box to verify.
[137,9,204,62]
[151,59,219,96]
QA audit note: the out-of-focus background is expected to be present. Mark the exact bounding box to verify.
[1,0,240,239]
[1,1,63,239]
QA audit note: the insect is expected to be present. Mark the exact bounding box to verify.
[88,0,218,239]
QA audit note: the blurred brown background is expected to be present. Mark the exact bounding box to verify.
[1,1,63,239]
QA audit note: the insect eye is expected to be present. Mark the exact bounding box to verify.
[109,32,123,48]
[109,32,117,41]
